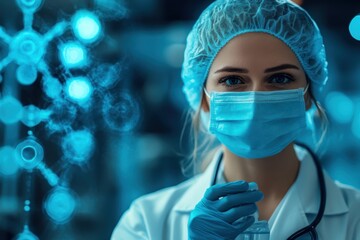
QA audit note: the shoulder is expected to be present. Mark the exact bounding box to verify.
[334,181,360,212]
[111,176,199,240]
[333,181,360,238]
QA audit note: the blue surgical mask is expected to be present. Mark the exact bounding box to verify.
[204,87,308,158]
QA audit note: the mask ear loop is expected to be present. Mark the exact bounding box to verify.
[303,83,310,96]
[203,87,211,98]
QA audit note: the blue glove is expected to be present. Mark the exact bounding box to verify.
[188,180,263,240]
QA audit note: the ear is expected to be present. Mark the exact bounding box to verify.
[201,91,210,112]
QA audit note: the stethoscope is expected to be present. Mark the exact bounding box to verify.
[210,143,326,240]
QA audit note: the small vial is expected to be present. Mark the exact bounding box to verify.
[236,182,270,240]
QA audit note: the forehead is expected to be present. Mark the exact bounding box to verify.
[209,32,303,72]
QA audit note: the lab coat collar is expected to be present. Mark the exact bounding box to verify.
[294,145,349,216]
[173,146,349,217]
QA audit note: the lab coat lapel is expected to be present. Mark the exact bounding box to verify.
[270,146,316,239]
[269,182,310,239]
[271,146,349,239]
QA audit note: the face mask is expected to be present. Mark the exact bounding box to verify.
[204,87,308,159]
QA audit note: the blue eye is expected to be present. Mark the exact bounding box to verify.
[268,74,294,84]
[219,76,244,87]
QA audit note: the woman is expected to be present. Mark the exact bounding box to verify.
[112,0,360,239]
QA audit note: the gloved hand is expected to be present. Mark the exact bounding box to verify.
[188,180,263,240]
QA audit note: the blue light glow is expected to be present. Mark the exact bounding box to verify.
[91,63,121,88]
[44,187,77,224]
[349,15,360,41]
[102,92,141,132]
[61,129,95,165]
[65,77,93,103]
[352,104,360,139]
[15,138,44,171]
[59,42,88,68]
[16,0,43,13]
[42,77,63,99]
[21,105,43,127]
[0,146,19,176]
[16,64,38,85]
[46,102,77,133]
[15,225,39,240]
[72,10,102,44]
[37,162,59,187]
[325,91,354,124]
[0,96,23,124]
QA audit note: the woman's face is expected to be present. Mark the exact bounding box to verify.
[203,32,310,111]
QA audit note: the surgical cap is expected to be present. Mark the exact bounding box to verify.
[181,0,328,110]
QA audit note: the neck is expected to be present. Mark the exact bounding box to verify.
[222,143,300,220]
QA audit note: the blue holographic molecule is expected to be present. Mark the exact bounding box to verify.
[15,225,39,240]
[15,138,44,171]
[349,15,360,41]
[0,0,68,84]
[72,10,102,44]
[325,91,354,124]
[61,129,95,165]
[102,92,141,132]
[59,41,88,69]
[65,77,93,103]
[0,96,23,124]
[0,146,19,176]
[16,64,38,85]
[44,187,77,224]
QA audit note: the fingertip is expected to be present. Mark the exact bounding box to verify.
[257,191,264,201]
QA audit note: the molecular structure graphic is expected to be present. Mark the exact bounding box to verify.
[0,0,140,239]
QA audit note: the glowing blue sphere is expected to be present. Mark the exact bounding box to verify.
[349,15,360,41]
[15,138,44,171]
[0,146,19,176]
[325,91,354,124]
[61,129,95,165]
[65,77,93,103]
[102,92,141,132]
[10,30,45,65]
[0,96,23,124]
[91,63,120,88]
[59,42,88,68]
[72,10,102,44]
[42,77,63,99]
[16,64,37,85]
[44,187,77,224]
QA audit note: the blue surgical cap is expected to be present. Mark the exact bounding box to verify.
[181,0,328,110]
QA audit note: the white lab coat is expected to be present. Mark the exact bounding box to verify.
[112,146,360,239]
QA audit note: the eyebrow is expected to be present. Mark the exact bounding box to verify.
[214,64,300,74]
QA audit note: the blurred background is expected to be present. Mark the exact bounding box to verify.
[0,0,360,239]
